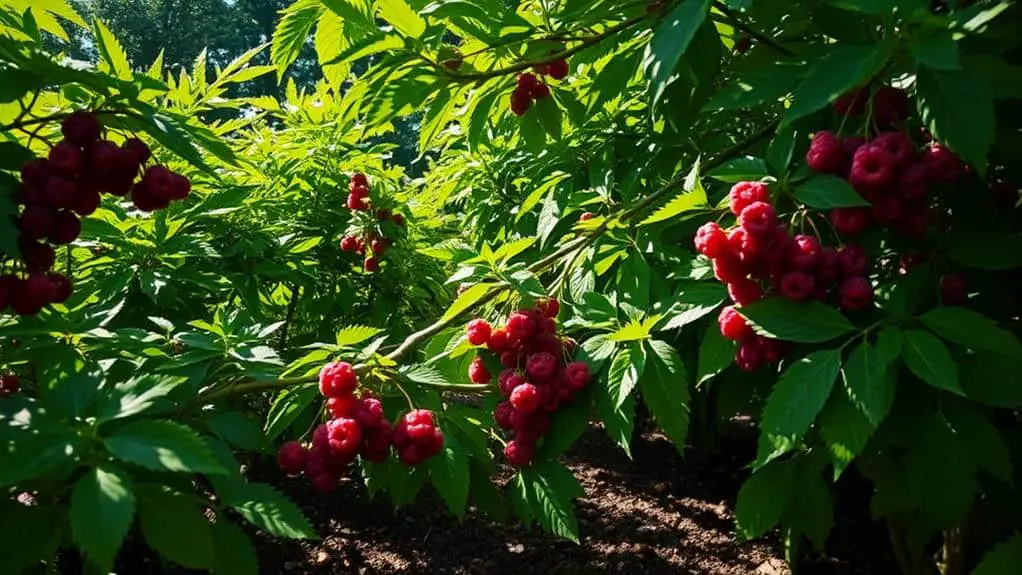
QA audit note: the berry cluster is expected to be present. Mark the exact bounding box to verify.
[510,73,553,116]
[339,172,407,272]
[2,112,189,316]
[0,373,20,398]
[463,300,592,467]
[276,361,443,492]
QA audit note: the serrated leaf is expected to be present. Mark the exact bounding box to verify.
[640,340,691,453]
[271,0,325,81]
[607,344,646,408]
[336,325,383,347]
[264,385,319,439]
[735,459,794,540]
[783,43,892,126]
[438,283,496,325]
[842,341,894,426]
[206,411,265,452]
[226,483,318,539]
[740,298,855,343]
[643,0,713,107]
[697,323,735,386]
[92,17,132,80]
[428,434,471,517]
[524,463,582,542]
[706,156,769,183]
[536,394,590,460]
[793,175,869,208]
[819,390,874,479]
[104,420,227,475]
[916,66,994,176]
[921,307,1022,357]
[137,486,214,569]
[211,519,259,575]
[0,503,63,574]
[94,375,183,422]
[377,0,425,37]
[642,163,708,225]
[902,329,962,395]
[944,400,1013,484]
[70,465,135,571]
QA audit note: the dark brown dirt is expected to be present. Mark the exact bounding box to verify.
[247,425,898,575]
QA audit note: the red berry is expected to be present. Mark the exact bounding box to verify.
[277,441,307,476]
[898,163,931,200]
[26,273,56,305]
[351,173,368,188]
[506,311,536,341]
[837,245,869,278]
[816,247,840,286]
[354,397,386,429]
[713,254,747,284]
[72,190,102,216]
[734,36,752,54]
[364,257,380,272]
[517,73,540,91]
[48,141,83,176]
[466,318,492,346]
[728,181,769,216]
[359,421,393,462]
[18,205,55,240]
[20,158,50,188]
[469,356,492,384]
[871,195,903,226]
[758,337,789,364]
[495,402,516,430]
[0,374,20,397]
[579,211,595,221]
[61,112,101,146]
[327,396,357,418]
[718,306,753,341]
[806,131,843,174]
[547,59,569,80]
[779,271,816,301]
[538,298,560,318]
[940,274,967,305]
[830,207,871,236]
[839,277,873,311]
[872,131,915,168]
[694,222,730,258]
[563,362,591,390]
[309,472,339,493]
[340,235,358,251]
[789,235,822,271]
[319,361,358,398]
[922,143,962,183]
[526,352,558,382]
[500,350,518,369]
[47,272,72,303]
[871,87,910,127]
[530,81,551,100]
[897,203,929,239]
[49,211,81,245]
[510,383,541,414]
[504,440,535,467]
[501,373,525,397]
[44,176,76,210]
[834,87,868,116]
[840,136,867,176]
[167,173,191,200]
[735,338,764,372]
[849,145,895,193]
[123,138,151,163]
[486,328,511,353]
[347,193,370,210]
[738,201,778,236]
[727,278,762,306]
[20,241,55,272]
[510,86,532,116]
[327,417,363,456]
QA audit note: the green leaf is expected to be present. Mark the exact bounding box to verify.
[0,141,35,170]
[607,344,646,408]
[818,390,874,479]
[783,43,892,126]
[948,233,1022,270]
[264,385,319,440]
[211,520,259,575]
[908,33,960,71]
[758,349,842,464]
[739,298,855,343]
[735,459,795,539]
[904,415,975,527]
[902,329,962,395]
[662,282,727,331]
[944,400,1013,484]
[206,411,265,452]
[137,486,214,569]
[787,455,833,549]
[377,0,425,38]
[642,162,709,225]
[536,395,590,460]
[226,482,318,539]
[94,375,183,422]
[438,283,496,325]
[593,383,634,457]
[92,17,132,80]
[270,0,325,81]
[534,96,563,140]
[616,251,652,308]
[793,175,869,209]
[336,325,384,347]
[0,503,63,574]
[428,434,471,517]
[916,66,994,175]
[104,420,227,475]
[921,307,1022,358]
[644,0,713,107]
[697,323,735,386]
[523,462,582,542]
[842,341,894,426]
[640,340,691,453]
[577,334,617,375]
[706,156,769,183]
[70,465,135,571]
[973,535,1022,575]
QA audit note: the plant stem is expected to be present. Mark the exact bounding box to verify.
[713,2,797,57]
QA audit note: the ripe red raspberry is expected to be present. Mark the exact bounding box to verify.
[553,377,575,402]
[563,362,591,390]
[504,440,535,467]
[940,274,967,305]
[537,298,560,318]
[849,145,895,193]
[501,373,525,397]
[354,397,385,429]
[837,245,869,277]
[840,136,867,177]
[898,163,930,200]
[61,112,102,146]
[89,141,120,177]
[18,205,55,239]
[713,254,747,284]
[871,195,903,226]
[694,222,730,258]
[20,158,50,188]
[922,143,962,183]
[72,190,102,216]
[277,441,307,475]
[20,241,55,272]
[47,272,72,303]
[526,352,558,382]
[340,235,358,251]
[517,73,540,91]
[530,82,551,99]
[123,138,151,163]
[728,181,769,216]
[327,395,357,418]
[510,383,541,414]
[48,141,83,176]
[347,193,369,210]
[394,410,444,465]
[898,204,929,239]
[466,318,492,345]
[26,273,56,305]
[349,182,370,198]
[360,421,393,462]
[48,211,81,245]
[757,337,789,364]
[319,361,358,398]
[351,173,368,188]
[816,247,840,285]
[393,213,406,226]
[871,131,915,168]
[0,373,20,397]
[839,277,873,311]
[871,86,910,127]
[539,385,560,413]
[833,87,868,116]
[718,306,753,341]
[779,271,816,301]
[369,238,387,255]
[495,401,515,429]
[327,417,363,455]
[579,211,595,221]
[487,328,510,353]
[500,350,518,369]
[400,410,438,440]
[547,59,569,80]
[364,257,380,272]
[510,85,532,116]
[735,338,764,372]
[309,472,339,493]
[806,131,843,173]
[469,356,492,384]
[727,278,762,306]
[44,176,76,209]
[167,173,191,200]
[506,311,536,341]
[789,235,822,271]
[830,207,870,236]
[738,201,778,236]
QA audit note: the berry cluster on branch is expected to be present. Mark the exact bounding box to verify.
[338,172,407,273]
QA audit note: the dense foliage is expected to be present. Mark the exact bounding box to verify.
[3,0,1022,574]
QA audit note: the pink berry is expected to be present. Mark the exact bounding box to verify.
[849,145,896,193]
[898,163,931,200]
[563,362,591,390]
[326,417,363,456]
[469,356,492,384]
[718,306,753,341]
[738,201,778,236]
[839,277,873,311]
[526,352,558,382]
[727,278,763,306]
[940,274,967,305]
[728,181,769,216]
[695,222,730,258]
[504,440,535,467]
[487,328,510,353]
[806,131,843,173]
[789,235,822,271]
[506,311,536,341]
[277,441,307,476]
[871,131,915,168]
[319,361,358,398]
[830,207,871,236]
[510,383,541,414]
[837,245,869,278]
[735,338,764,372]
[922,143,962,183]
[466,318,492,346]
[779,271,816,301]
